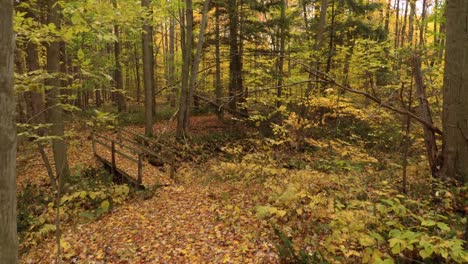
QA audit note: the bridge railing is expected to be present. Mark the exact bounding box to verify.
[91,131,144,185]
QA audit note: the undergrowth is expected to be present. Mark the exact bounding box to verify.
[18,167,131,254]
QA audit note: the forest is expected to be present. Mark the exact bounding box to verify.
[0,0,467,263]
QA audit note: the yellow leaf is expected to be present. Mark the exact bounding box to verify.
[276,210,287,217]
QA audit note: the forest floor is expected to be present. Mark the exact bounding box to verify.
[19,115,280,263]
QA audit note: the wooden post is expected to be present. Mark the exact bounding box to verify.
[137,153,143,185]
[117,129,122,143]
[111,141,116,174]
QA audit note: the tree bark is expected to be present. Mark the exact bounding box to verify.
[169,14,176,107]
[112,0,127,112]
[0,0,17,262]
[276,0,286,106]
[412,55,438,177]
[46,0,70,191]
[176,0,193,138]
[228,0,241,111]
[142,0,154,137]
[215,3,224,120]
[177,0,210,137]
[441,0,468,184]
[306,0,328,95]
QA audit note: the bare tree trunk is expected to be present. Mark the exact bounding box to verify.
[176,0,193,138]
[419,0,427,47]
[0,0,17,261]
[276,0,286,106]
[412,55,438,177]
[169,14,176,107]
[134,44,141,102]
[215,3,224,120]
[325,0,335,73]
[408,0,416,47]
[394,0,400,48]
[306,0,328,95]
[112,0,127,112]
[441,0,468,184]
[384,0,391,34]
[142,0,154,137]
[177,0,210,137]
[400,0,409,47]
[228,0,241,111]
[46,0,70,191]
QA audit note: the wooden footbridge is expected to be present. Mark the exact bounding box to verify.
[91,128,175,188]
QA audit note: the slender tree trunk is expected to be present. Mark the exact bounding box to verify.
[228,0,240,111]
[441,0,468,184]
[0,0,17,262]
[400,0,409,47]
[112,0,126,112]
[46,0,70,191]
[408,0,416,47]
[134,44,141,102]
[142,0,154,137]
[384,0,391,34]
[177,0,210,136]
[176,0,193,138]
[276,0,286,106]
[150,24,157,116]
[215,3,224,120]
[325,0,335,73]
[169,13,176,107]
[307,0,328,95]
[394,0,400,48]
[419,0,427,47]
[412,55,438,177]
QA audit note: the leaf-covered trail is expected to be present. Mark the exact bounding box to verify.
[23,181,278,263]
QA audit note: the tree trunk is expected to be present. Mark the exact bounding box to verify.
[441,0,468,184]
[177,0,210,137]
[325,0,335,73]
[307,0,328,95]
[169,15,176,107]
[215,3,224,120]
[276,0,286,106]
[0,0,17,262]
[134,44,141,102]
[176,0,193,138]
[46,0,70,191]
[400,0,409,47]
[228,0,241,111]
[394,0,400,48]
[384,0,391,34]
[408,0,416,47]
[419,0,427,47]
[412,55,438,177]
[112,0,126,112]
[142,0,154,137]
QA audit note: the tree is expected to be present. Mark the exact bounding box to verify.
[142,0,154,137]
[0,0,17,262]
[46,0,70,190]
[176,0,211,137]
[441,0,468,184]
[112,0,127,112]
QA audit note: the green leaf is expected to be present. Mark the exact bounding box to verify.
[421,220,436,227]
[436,222,450,231]
[77,48,85,61]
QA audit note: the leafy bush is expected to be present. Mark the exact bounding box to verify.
[19,167,130,250]
[257,170,467,263]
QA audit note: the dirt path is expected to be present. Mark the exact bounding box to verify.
[22,181,278,263]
